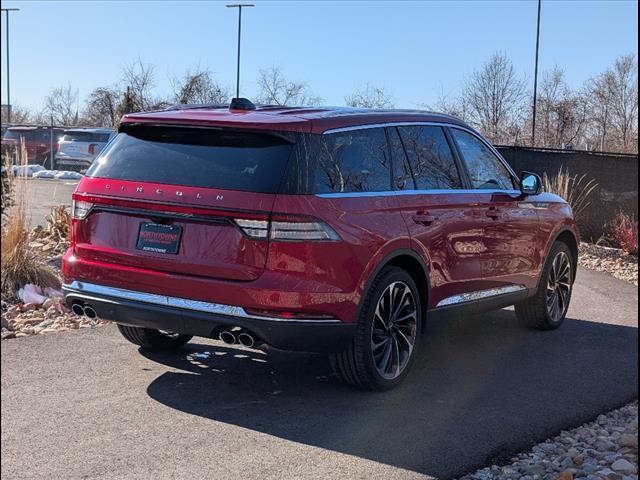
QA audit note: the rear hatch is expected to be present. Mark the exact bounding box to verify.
[72,124,296,281]
[59,130,111,158]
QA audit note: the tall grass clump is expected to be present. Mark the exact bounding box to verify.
[543,166,599,221]
[1,142,60,301]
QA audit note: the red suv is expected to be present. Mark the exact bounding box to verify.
[2,126,64,165]
[62,100,579,390]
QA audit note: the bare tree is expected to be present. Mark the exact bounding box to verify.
[83,87,119,127]
[463,52,526,143]
[122,59,156,111]
[256,66,321,106]
[606,54,638,153]
[345,83,394,108]
[535,66,588,148]
[43,83,79,126]
[1,104,31,124]
[171,68,230,105]
[425,89,469,121]
[584,54,638,153]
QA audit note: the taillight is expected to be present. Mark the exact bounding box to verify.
[270,220,340,241]
[233,219,269,239]
[72,200,94,220]
[88,144,96,154]
[233,217,340,242]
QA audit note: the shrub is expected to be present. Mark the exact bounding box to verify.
[45,204,71,243]
[1,146,60,301]
[543,167,599,221]
[610,212,638,255]
[1,153,15,221]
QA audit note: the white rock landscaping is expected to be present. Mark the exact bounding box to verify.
[459,402,638,480]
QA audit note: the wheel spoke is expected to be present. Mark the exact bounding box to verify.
[379,341,392,373]
[392,336,401,377]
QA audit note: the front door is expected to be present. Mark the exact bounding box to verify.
[448,127,540,291]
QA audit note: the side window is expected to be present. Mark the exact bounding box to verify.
[450,128,515,190]
[395,126,462,190]
[312,128,391,193]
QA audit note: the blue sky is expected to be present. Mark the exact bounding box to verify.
[1,0,637,112]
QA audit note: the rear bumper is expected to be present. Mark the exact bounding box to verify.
[55,156,92,169]
[62,281,355,353]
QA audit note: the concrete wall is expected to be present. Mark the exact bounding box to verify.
[496,146,638,240]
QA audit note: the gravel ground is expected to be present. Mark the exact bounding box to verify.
[459,402,638,480]
[1,298,108,340]
[579,243,638,286]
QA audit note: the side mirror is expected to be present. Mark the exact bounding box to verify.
[520,171,542,195]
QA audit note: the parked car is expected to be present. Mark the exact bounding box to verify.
[1,126,64,165]
[55,128,114,172]
[62,99,579,390]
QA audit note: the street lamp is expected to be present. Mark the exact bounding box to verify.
[226,3,254,99]
[531,0,542,147]
[2,7,19,124]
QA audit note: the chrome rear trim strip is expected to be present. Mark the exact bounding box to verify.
[65,281,341,323]
[436,285,527,308]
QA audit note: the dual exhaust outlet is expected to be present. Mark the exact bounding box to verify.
[72,301,259,348]
[71,302,97,319]
[219,329,262,349]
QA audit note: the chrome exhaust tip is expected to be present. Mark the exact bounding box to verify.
[83,305,97,319]
[237,332,256,348]
[71,303,85,316]
[219,330,236,345]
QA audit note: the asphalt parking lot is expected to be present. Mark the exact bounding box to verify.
[1,268,637,479]
[22,179,78,227]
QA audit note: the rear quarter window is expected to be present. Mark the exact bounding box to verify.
[288,128,392,194]
[86,126,294,194]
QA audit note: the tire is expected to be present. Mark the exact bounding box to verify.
[330,266,422,391]
[515,241,574,330]
[117,324,192,351]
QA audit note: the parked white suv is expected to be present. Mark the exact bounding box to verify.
[55,128,114,172]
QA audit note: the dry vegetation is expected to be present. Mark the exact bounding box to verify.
[610,212,639,255]
[543,166,599,221]
[1,146,60,302]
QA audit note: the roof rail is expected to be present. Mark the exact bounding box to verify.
[162,103,229,112]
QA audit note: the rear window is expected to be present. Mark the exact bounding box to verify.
[86,126,294,194]
[63,131,111,143]
[4,129,52,142]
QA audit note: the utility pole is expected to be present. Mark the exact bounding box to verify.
[226,3,254,98]
[531,0,542,147]
[2,8,19,124]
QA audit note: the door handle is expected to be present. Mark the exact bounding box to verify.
[412,212,437,226]
[485,207,501,220]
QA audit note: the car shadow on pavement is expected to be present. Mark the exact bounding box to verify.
[141,310,638,479]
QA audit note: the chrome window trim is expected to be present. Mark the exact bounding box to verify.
[315,189,523,199]
[436,285,527,308]
[65,281,341,324]
[320,121,520,192]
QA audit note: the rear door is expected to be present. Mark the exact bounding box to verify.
[389,125,487,308]
[448,127,539,289]
[74,125,296,281]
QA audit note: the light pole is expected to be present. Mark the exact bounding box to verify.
[531,0,541,147]
[2,7,19,124]
[226,3,254,99]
